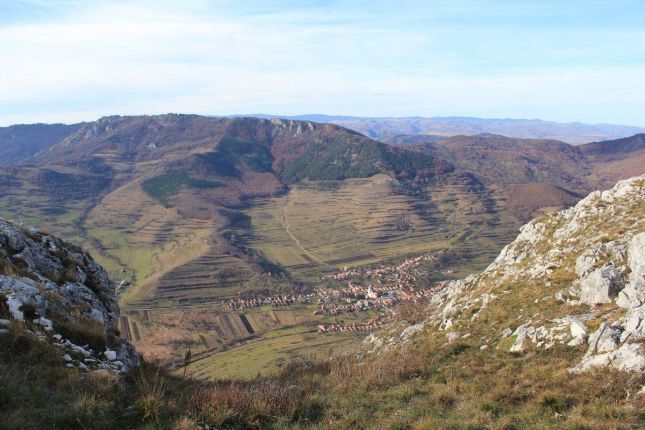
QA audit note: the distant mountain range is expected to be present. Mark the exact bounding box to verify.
[237,114,645,145]
[2,115,644,167]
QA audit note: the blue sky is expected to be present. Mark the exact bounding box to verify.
[1,0,645,125]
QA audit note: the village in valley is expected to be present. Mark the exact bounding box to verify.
[117,249,453,372]
[226,250,450,333]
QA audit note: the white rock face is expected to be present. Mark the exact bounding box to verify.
[585,323,621,356]
[628,232,645,288]
[619,308,645,343]
[616,234,645,309]
[571,344,645,373]
[578,265,624,305]
[0,218,140,373]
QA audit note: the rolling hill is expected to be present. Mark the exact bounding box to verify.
[0,114,643,371]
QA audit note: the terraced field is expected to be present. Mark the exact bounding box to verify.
[187,327,363,380]
[0,167,92,243]
[80,177,217,306]
[118,301,370,378]
[245,174,519,282]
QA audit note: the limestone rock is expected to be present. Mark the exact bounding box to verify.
[446,331,461,342]
[571,343,645,373]
[628,233,645,288]
[366,175,645,374]
[0,218,139,372]
[618,306,645,343]
[578,265,624,305]
[616,286,645,309]
[585,322,621,357]
[575,254,596,278]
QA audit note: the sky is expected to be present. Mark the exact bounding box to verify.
[1,0,645,126]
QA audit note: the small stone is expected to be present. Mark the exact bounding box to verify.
[569,320,587,339]
[0,319,10,327]
[63,354,72,362]
[0,329,9,335]
[104,350,117,361]
[446,331,461,342]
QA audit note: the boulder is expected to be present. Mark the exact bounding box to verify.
[510,323,533,352]
[567,320,588,346]
[618,307,645,343]
[446,331,461,342]
[616,286,645,309]
[584,322,621,357]
[628,233,645,288]
[578,265,624,305]
[571,343,645,373]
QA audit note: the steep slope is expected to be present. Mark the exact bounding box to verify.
[0,218,139,371]
[0,123,83,165]
[402,134,591,222]
[579,134,645,187]
[374,174,645,370]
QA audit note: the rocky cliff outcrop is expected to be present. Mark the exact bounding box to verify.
[0,218,139,373]
[366,174,645,374]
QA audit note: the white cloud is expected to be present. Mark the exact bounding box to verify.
[0,0,644,125]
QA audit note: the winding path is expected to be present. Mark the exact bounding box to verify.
[280,197,332,268]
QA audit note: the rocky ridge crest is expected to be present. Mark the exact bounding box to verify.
[0,218,139,373]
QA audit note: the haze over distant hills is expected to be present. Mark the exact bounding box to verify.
[240,114,645,145]
[0,123,84,166]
